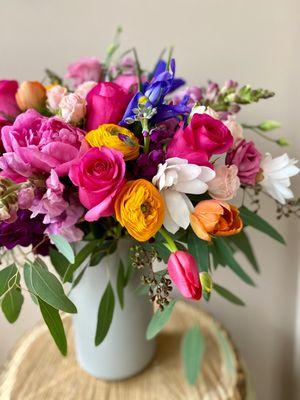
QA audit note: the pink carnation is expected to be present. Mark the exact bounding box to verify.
[0,109,86,180]
[69,146,126,222]
[66,57,102,87]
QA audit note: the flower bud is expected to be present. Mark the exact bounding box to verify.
[200,272,213,301]
[16,81,46,111]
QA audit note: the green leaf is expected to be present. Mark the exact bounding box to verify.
[214,323,236,380]
[213,237,255,286]
[90,240,117,266]
[69,266,88,293]
[49,234,75,264]
[181,326,205,385]
[214,283,245,306]
[258,120,281,131]
[1,287,24,323]
[154,241,171,263]
[228,231,260,273]
[187,230,209,272]
[239,206,285,244]
[116,260,126,309]
[0,264,19,297]
[30,261,77,313]
[95,282,115,346]
[146,300,176,340]
[23,263,38,304]
[63,241,97,283]
[50,249,70,280]
[38,298,67,356]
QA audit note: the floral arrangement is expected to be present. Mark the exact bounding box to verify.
[0,30,299,383]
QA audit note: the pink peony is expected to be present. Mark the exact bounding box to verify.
[59,93,86,125]
[69,146,126,221]
[0,80,20,118]
[225,139,262,185]
[66,57,102,87]
[167,251,202,300]
[86,82,132,131]
[75,81,98,99]
[46,85,67,112]
[208,165,240,201]
[167,114,233,165]
[0,109,86,180]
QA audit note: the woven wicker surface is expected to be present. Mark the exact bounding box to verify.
[0,302,247,400]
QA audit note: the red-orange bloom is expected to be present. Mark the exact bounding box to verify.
[190,199,243,241]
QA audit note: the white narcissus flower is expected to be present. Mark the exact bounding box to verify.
[152,157,215,234]
[260,153,299,204]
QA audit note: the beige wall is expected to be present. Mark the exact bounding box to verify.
[0,0,299,399]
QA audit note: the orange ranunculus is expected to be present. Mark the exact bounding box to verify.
[16,81,46,111]
[85,124,139,161]
[190,199,243,241]
[114,179,165,242]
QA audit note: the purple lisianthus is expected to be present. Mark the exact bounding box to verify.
[135,150,165,181]
[225,139,262,185]
[0,210,49,255]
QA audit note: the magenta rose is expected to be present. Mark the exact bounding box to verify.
[225,139,262,185]
[167,113,233,165]
[86,82,132,131]
[0,80,20,119]
[69,146,126,221]
[0,109,85,181]
[66,57,102,87]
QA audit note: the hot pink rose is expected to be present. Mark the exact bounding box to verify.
[0,109,85,180]
[208,165,240,201]
[0,80,20,118]
[66,57,102,87]
[167,114,233,166]
[225,139,262,185]
[69,146,126,221]
[86,82,132,131]
[167,251,202,300]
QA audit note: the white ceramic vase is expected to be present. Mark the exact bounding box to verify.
[71,239,156,380]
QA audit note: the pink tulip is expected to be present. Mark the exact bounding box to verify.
[167,251,202,300]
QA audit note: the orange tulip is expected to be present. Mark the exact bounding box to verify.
[16,81,46,111]
[190,199,243,241]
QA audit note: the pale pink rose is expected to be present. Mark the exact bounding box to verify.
[75,81,98,99]
[225,116,244,144]
[208,165,240,201]
[46,85,67,112]
[59,93,86,125]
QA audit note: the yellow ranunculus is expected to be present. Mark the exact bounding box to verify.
[85,124,139,161]
[114,179,165,242]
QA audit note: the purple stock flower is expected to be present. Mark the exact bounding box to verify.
[135,150,165,181]
[0,210,49,255]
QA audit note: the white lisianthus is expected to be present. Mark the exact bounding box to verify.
[152,157,215,234]
[260,153,299,204]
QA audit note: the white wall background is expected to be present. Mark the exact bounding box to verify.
[0,0,299,399]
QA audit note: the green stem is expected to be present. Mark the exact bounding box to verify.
[242,124,278,144]
[159,228,177,253]
[132,47,142,92]
[142,118,150,153]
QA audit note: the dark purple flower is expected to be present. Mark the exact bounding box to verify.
[135,150,165,181]
[0,210,49,255]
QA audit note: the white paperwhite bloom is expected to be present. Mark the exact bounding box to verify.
[190,105,219,120]
[260,153,299,204]
[152,158,215,233]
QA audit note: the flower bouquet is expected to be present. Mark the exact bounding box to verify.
[0,29,299,383]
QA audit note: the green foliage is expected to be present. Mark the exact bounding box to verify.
[95,282,115,346]
[239,206,285,244]
[38,298,67,356]
[49,234,75,263]
[181,326,205,385]
[0,264,19,297]
[90,239,117,266]
[49,249,70,281]
[187,230,209,272]
[213,283,245,306]
[63,241,98,283]
[1,287,24,323]
[228,231,260,273]
[116,260,126,309]
[146,300,176,340]
[213,237,255,286]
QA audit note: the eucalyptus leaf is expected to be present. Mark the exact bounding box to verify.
[1,287,24,323]
[49,234,75,263]
[30,261,77,313]
[95,282,115,346]
[239,206,285,244]
[23,263,38,304]
[181,326,204,385]
[0,264,19,297]
[213,238,255,286]
[214,283,245,306]
[63,241,97,283]
[38,298,67,356]
[116,260,126,309]
[50,249,70,280]
[146,300,176,340]
[188,231,209,272]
